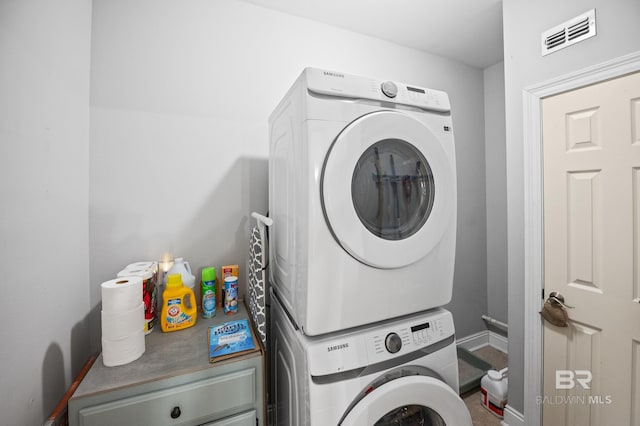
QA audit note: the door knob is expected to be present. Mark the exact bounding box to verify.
[540,291,571,327]
[548,291,574,309]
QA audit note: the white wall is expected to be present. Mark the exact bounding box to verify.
[484,62,508,326]
[89,0,488,349]
[503,0,640,416]
[0,0,92,424]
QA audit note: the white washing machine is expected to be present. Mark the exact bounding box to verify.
[270,292,472,425]
[269,68,457,335]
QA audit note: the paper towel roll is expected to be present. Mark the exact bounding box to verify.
[116,265,158,334]
[101,277,142,313]
[123,261,157,272]
[101,303,145,339]
[117,266,154,280]
[102,330,145,367]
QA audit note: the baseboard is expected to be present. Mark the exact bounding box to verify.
[457,331,489,351]
[501,405,524,426]
[489,331,508,353]
[457,330,508,353]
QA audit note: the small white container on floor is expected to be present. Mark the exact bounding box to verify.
[480,368,508,418]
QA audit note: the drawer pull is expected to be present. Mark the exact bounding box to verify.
[170,406,181,419]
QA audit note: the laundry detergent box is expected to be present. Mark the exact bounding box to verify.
[208,318,256,362]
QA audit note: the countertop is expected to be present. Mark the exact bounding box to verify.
[72,302,262,399]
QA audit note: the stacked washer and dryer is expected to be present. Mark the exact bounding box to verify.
[268,68,472,425]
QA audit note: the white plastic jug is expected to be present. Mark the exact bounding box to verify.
[480,367,508,418]
[166,258,196,290]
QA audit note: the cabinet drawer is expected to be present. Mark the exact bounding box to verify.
[202,409,256,426]
[78,368,256,426]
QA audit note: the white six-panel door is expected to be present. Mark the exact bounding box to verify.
[542,71,640,425]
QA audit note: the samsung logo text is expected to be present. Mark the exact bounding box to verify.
[323,71,344,78]
[327,343,349,352]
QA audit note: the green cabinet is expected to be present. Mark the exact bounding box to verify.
[69,304,264,426]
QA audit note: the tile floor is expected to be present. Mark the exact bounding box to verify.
[460,346,508,426]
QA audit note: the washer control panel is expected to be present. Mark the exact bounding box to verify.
[365,309,453,364]
[410,318,447,346]
[306,308,454,377]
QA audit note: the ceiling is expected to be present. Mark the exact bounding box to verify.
[239,0,504,69]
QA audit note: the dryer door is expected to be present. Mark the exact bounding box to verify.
[322,110,455,269]
[339,375,471,426]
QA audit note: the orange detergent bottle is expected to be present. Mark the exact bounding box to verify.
[161,273,197,332]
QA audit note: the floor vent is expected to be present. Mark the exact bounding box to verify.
[541,9,596,56]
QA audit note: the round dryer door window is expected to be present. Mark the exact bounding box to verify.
[322,110,455,269]
[351,139,435,241]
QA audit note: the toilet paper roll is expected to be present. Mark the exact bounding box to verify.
[101,277,142,313]
[101,303,145,340]
[102,330,145,367]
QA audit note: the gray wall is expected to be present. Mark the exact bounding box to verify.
[503,0,640,416]
[0,0,92,424]
[89,0,488,350]
[484,62,508,326]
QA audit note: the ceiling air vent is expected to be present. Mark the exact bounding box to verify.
[541,9,596,56]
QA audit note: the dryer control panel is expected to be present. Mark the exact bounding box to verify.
[305,67,451,113]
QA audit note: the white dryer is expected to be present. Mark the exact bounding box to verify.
[269,68,457,336]
[270,292,472,425]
